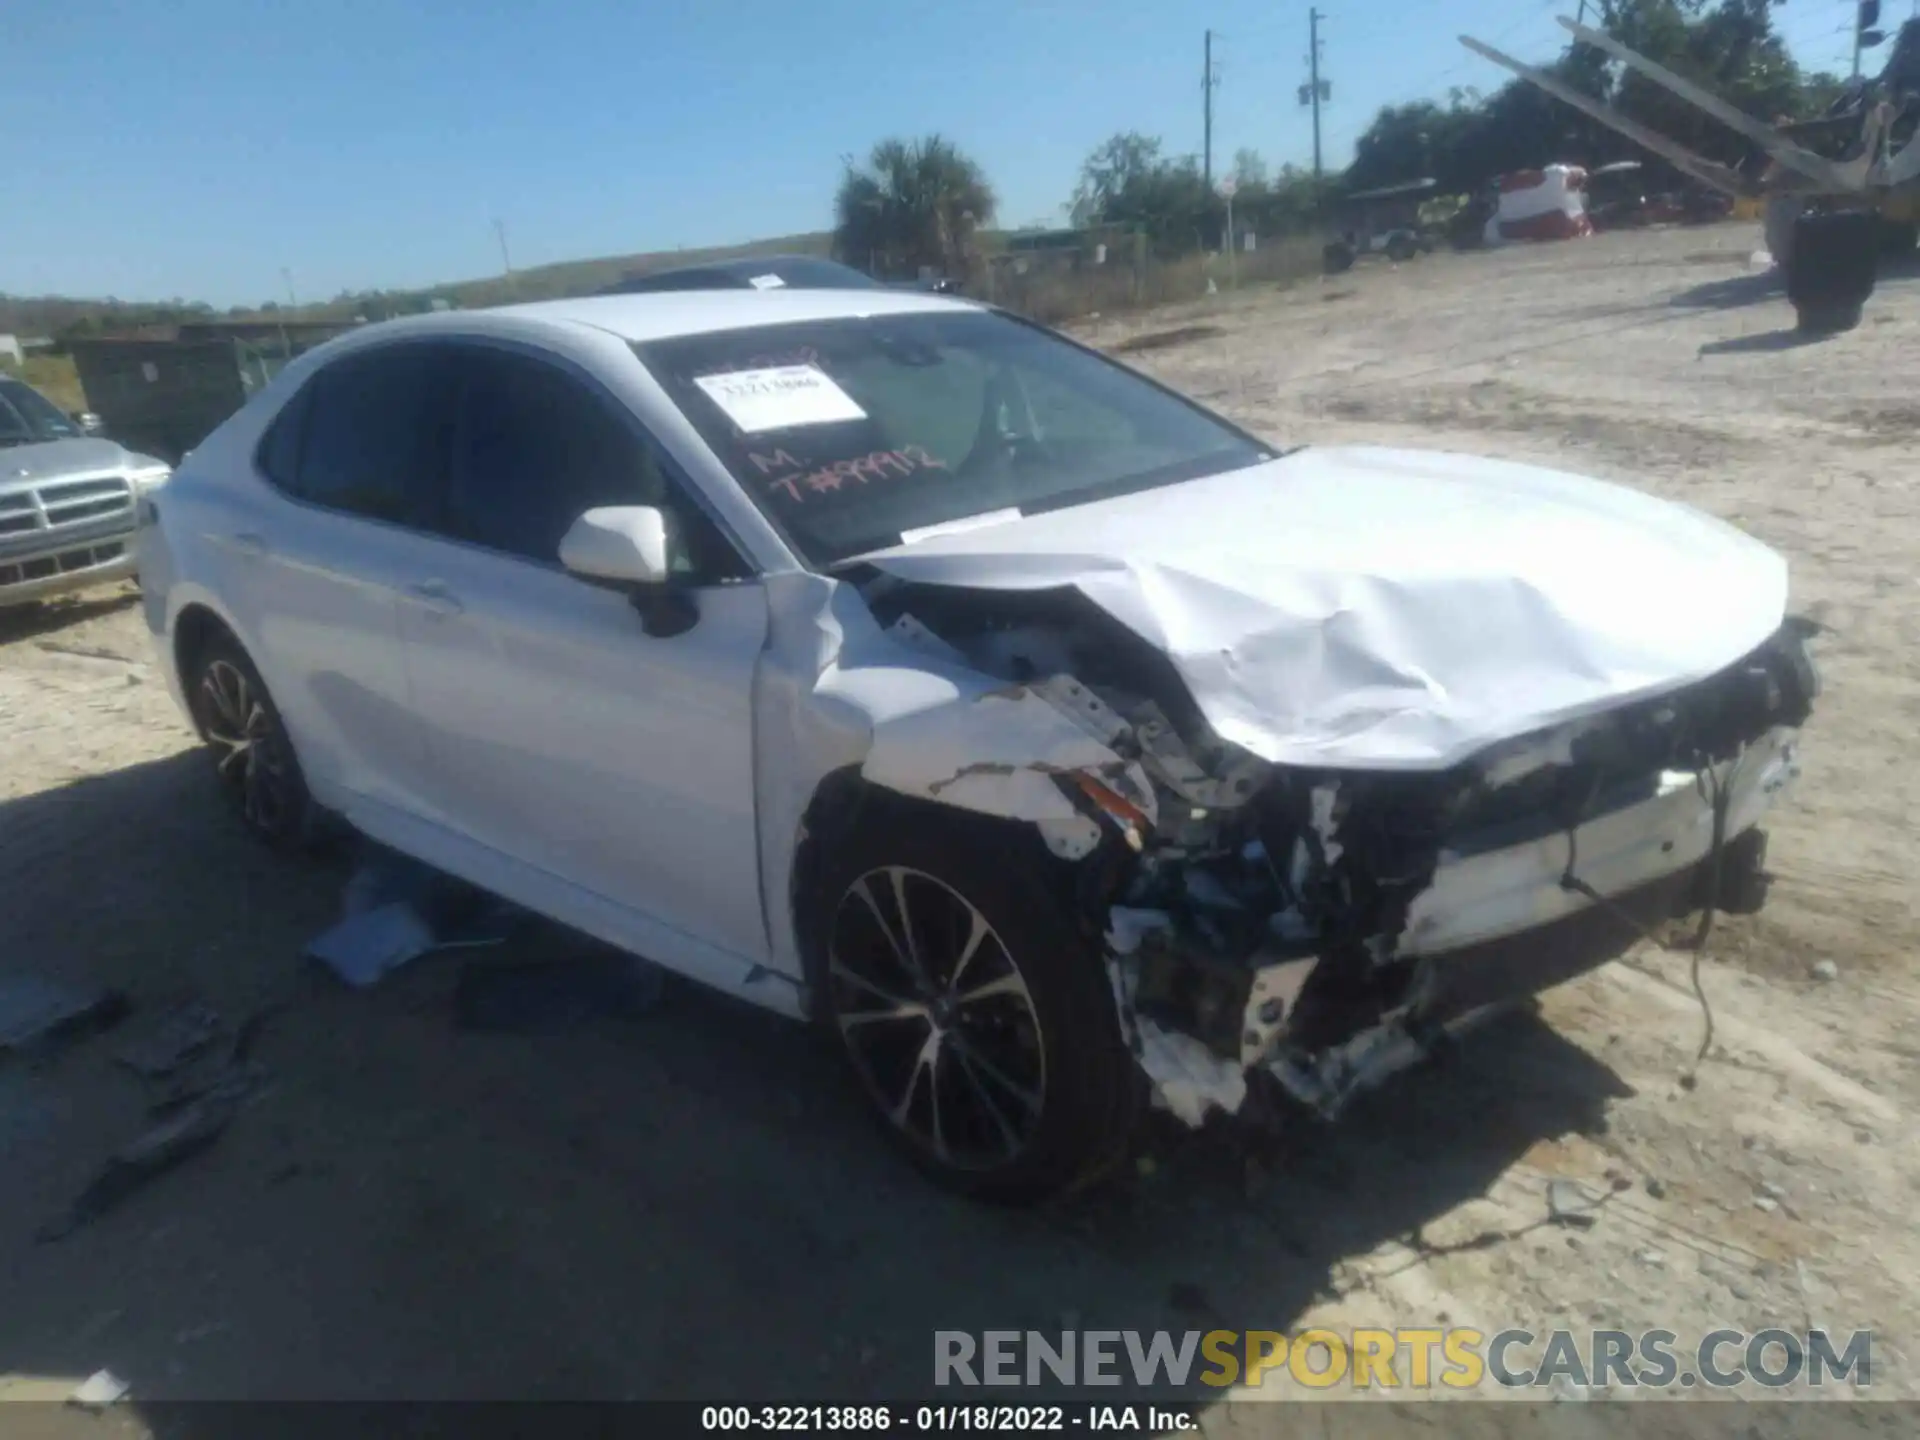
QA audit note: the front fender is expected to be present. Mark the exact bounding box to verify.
[752,571,1154,1000]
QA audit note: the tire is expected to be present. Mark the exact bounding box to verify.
[185,631,317,848]
[1793,298,1865,335]
[813,807,1143,1202]
[1786,209,1878,334]
[1385,232,1418,263]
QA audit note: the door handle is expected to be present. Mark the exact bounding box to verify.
[226,531,268,558]
[405,581,464,617]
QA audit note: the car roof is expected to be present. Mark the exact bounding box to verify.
[363,288,976,346]
[599,254,881,295]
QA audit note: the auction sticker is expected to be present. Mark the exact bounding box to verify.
[694,364,866,434]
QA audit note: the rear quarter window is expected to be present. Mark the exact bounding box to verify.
[255,384,311,492]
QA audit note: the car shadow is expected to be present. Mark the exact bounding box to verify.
[1671,248,1920,313]
[1,751,1633,1422]
[1668,271,1780,311]
[0,588,142,644]
[1697,329,1829,356]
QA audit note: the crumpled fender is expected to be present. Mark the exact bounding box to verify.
[751,571,1155,996]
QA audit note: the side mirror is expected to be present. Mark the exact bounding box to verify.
[559,505,671,585]
[557,505,698,639]
[72,411,104,433]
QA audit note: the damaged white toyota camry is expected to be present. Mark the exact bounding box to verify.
[139,289,1820,1200]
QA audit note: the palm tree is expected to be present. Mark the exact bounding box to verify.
[833,136,996,281]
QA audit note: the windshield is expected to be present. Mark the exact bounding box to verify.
[636,310,1271,566]
[0,378,82,447]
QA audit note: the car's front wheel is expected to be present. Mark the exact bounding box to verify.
[186,633,315,847]
[816,813,1141,1202]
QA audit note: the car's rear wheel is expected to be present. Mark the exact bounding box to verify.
[187,633,314,847]
[816,813,1141,1202]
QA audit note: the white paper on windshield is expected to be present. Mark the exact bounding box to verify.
[694,365,866,434]
[748,273,786,289]
[900,508,1022,546]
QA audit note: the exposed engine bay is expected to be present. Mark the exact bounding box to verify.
[858,571,1822,1128]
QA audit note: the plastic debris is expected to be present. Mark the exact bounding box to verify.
[68,1370,130,1408]
[38,1092,243,1242]
[1134,1015,1247,1127]
[113,1001,222,1080]
[1548,1178,1605,1228]
[453,954,667,1033]
[306,846,526,988]
[0,975,129,1061]
[305,902,439,989]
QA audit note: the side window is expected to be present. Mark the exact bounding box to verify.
[295,347,446,524]
[442,347,745,580]
[255,383,310,491]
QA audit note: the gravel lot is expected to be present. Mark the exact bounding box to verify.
[2,223,1913,1427]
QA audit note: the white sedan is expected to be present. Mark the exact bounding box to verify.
[138,289,1819,1199]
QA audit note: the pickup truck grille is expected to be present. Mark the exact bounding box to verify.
[0,475,139,592]
[0,539,127,589]
[0,476,136,535]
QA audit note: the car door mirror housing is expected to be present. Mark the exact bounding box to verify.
[559,506,673,585]
[557,505,698,639]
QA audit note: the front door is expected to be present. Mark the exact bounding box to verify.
[395,341,771,974]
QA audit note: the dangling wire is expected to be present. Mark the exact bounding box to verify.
[1558,745,1742,1086]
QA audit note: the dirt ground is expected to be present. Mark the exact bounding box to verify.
[2,224,1915,1428]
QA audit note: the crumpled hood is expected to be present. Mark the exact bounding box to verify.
[0,437,162,496]
[863,445,1790,771]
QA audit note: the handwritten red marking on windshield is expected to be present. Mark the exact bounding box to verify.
[748,449,802,475]
[761,446,949,504]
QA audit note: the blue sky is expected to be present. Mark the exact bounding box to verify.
[0,0,1885,308]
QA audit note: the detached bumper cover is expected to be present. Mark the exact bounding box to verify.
[1400,725,1801,958]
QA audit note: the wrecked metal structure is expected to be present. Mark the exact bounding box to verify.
[1461,15,1920,332]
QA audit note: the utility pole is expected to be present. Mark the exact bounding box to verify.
[1854,0,1884,81]
[1203,29,1215,189]
[1307,9,1326,183]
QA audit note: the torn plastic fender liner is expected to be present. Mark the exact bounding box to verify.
[860,682,1156,837]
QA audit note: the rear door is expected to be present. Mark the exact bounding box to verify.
[222,343,450,820]
[394,340,772,969]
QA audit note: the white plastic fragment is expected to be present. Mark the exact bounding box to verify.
[304,903,437,988]
[1308,783,1344,865]
[69,1370,130,1408]
[1105,908,1175,956]
[1135,1016,1247,1127]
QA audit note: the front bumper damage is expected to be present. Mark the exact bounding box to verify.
[1101,636,1816,1129]
[863,574,1820,1130]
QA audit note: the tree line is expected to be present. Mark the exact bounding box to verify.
[833,0,1853,281]
[8,1,1864,333]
